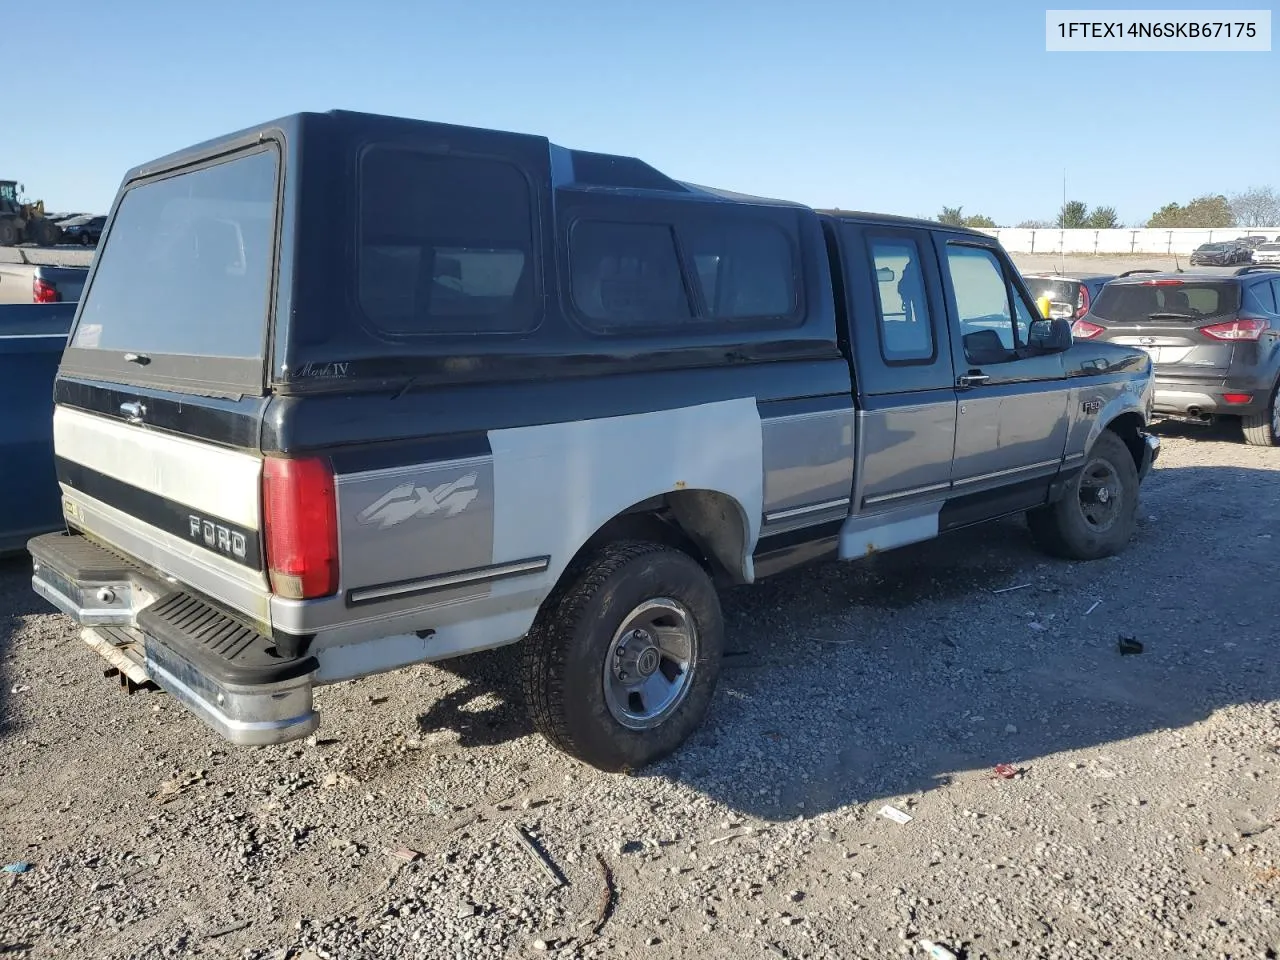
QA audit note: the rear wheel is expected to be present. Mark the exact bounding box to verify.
[1027,431,1139,561]
[1241,384,1280,447]
[521,540,724,772]
[79,232,91,246]
[0,219,16,246]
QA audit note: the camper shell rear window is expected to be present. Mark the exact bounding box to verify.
[62,145,281,396]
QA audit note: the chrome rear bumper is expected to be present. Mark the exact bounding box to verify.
[30,532,319,746]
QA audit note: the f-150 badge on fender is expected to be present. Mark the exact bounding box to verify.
[357,474,479,529]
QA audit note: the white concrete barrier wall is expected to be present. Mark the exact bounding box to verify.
[977,227,1280,256]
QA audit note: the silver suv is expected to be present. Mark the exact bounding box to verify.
[1072,266,1280,445]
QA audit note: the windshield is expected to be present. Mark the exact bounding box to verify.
[1092,282,1240,323]
[65,147,278,393]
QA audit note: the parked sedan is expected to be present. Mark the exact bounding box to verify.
[58,214,106,246]
[1189,242,1248,266]
[1253,242,1280,265]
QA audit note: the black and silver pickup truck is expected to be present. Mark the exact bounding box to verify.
[28,110,1159,771]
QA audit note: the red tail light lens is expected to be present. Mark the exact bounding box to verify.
[1222,393,1253,405]
[1075,284,1091,319]
[32,278,58,303]
[1071,319,1105,340]
[1142,279,1185,286]
[262,456,339,600]
[1200,318,1268,341]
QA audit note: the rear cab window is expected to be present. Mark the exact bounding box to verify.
[62,146,280,395]
[867,236,935,363]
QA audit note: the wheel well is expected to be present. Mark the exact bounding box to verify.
[1104,412,1146,473]
[563,490,751,588]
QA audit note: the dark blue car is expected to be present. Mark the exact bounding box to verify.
[0,302,73,555]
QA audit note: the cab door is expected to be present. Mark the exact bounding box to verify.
[934,237,1069,528]
[836,221,958,511]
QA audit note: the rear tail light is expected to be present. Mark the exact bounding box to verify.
[32,277,58,303]
[1222,393,1253,405]
[262,456,339,600]
[1075,284,1091,319]
[1071,319,1105,340]
[1199,318,1268,341]
[1142,279,1184,286]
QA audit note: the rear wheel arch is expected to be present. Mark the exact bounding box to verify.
[553,488,753,595]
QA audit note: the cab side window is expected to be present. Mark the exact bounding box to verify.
[868,236,935,363]
[944,244,1018,364]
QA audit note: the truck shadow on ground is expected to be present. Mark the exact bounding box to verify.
[416,462,1280,821]
[415,648,533,749]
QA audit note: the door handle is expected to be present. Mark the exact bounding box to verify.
[119,401,146,424]
[957,373,990,388]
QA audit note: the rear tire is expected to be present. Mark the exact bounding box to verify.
[521,540,724,773]
[30,220,59,247]
[1241,384,1280,447]
[0,220,16,246]
[1027,430,1139,561]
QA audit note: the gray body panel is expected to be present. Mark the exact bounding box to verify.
[759,404,855,536]
[854,398,956,508]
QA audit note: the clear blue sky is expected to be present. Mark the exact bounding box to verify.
[11,0,1277,226]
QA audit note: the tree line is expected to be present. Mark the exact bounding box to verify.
[933,186,1280,230]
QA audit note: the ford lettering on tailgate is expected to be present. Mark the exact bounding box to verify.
[188,514,249,561]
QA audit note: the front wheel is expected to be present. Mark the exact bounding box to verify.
[521,540,724,772]
[1241,384,1280,447]
[1027,431,1139,561]
[30,220,59,247]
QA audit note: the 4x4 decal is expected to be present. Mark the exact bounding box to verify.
[357,474,479,529]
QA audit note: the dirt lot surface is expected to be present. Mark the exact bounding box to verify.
[1,419,1278,959]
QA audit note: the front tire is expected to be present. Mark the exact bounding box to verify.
[1027,431,1139,561]
[521,540,724,772]
[1241,384,1280,447]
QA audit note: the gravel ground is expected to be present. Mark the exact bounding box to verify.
[2,423,1279,960]
[0,239,1277,959]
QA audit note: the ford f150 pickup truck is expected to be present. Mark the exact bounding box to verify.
[28,110,1159,771]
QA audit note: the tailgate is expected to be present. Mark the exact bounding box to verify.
[49,145,281,620]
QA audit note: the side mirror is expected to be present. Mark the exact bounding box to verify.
[1035,295,1053,319]
[875,266,896,282]
[1029,317,1074,353]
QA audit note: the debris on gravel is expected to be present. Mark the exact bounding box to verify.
[1,428,1278,959]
